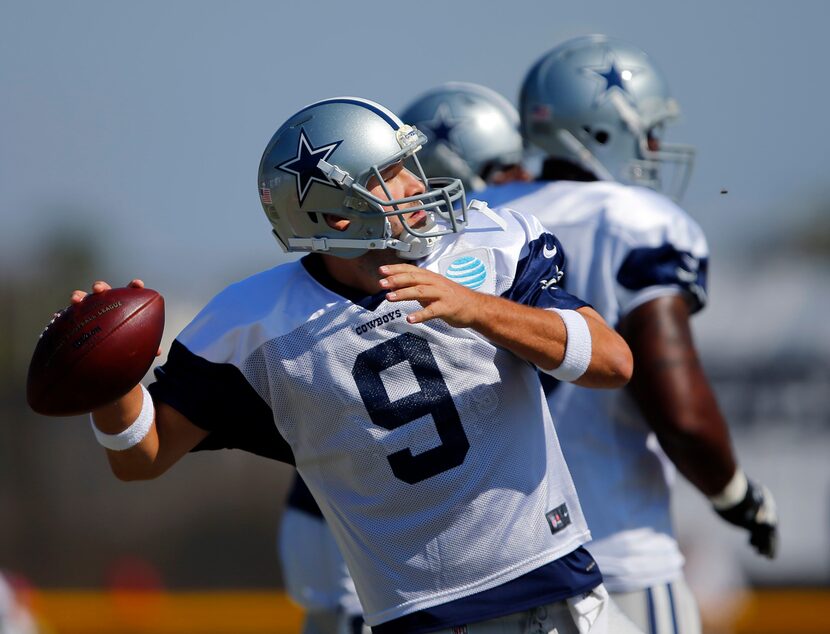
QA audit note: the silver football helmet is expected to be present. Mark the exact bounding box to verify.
[258,97,467,260]
[520,35,695,200]
[400,82,524,192]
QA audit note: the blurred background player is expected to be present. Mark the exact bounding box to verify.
[277,83,533,634]
[0,573,37,634]
[279,476,365,634]
[477,34,778,633]
[400,82,532,191]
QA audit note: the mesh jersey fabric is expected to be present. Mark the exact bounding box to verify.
[150,205,592,625]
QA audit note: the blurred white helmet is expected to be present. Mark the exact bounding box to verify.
[401,82,524,192]
[520,35,695,200]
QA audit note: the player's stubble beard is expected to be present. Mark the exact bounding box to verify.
[333,207,430,295]
[357,247,409,292]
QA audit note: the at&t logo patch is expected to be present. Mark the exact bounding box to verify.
[438,248,495,294]
[445,256,487,289]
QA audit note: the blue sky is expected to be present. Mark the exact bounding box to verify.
[2,0,827,296]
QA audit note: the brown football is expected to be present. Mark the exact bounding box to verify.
[27,287,165,416]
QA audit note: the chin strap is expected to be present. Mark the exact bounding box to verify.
[396,233,439,260]
[286,235,411,253]
[286,233,442,260]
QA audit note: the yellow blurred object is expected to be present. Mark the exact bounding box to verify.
[23,589,830,634]
[729,589,830,634]
[29,591,303,634]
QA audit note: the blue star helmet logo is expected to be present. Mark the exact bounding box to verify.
[277,128,343,206]
[595,62,626,92]
[583,54,639,104]
[420,103,464,147]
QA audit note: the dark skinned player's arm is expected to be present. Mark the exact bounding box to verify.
[617,294,736,496]
[619,293,778,558]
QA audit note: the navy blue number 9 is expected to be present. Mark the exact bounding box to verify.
[352,333,469,484]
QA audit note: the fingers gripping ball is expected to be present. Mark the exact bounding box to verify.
[27,287,165,416]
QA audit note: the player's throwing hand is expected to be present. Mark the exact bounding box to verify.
[379,263,482,327]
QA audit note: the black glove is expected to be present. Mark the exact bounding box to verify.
[714,478,778,558]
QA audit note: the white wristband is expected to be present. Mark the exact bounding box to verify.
[545,308,592,382]
[710,469,749,509]
[90,384,155,451]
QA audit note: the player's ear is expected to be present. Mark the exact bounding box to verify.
[323,214,351,232]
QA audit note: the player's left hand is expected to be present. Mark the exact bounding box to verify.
[714,478,779,558]
[70,279,162,357]
[379,264,482,327]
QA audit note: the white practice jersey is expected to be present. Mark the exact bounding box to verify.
[479,181,709,592]
[150,205,593,626]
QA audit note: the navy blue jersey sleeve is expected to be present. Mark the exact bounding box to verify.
[501,232,590,311]
[286,473,324,518]
[149,340,295,464]
[616,244,708,313]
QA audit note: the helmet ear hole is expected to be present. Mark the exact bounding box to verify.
[594,130,610,145]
